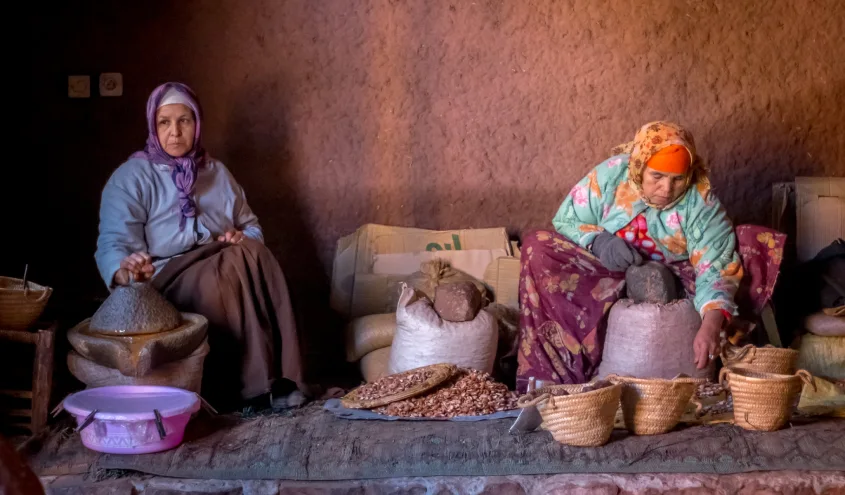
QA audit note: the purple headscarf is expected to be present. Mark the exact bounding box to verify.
[131,82,206,230]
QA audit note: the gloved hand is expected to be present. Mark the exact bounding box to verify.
[590,232,644,272]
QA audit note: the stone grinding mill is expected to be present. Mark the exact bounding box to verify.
[67,281,209,393]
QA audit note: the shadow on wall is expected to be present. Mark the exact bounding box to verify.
[221,76,350,386]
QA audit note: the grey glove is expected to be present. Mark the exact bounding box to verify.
[590,232,644,272]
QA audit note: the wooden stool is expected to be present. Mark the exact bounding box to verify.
[0,323,56,434]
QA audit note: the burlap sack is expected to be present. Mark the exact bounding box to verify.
[360,347,392,382]
[797,334,845,380]
[388,285,498,374]
[597,299,714,380]
[345,313,396,362]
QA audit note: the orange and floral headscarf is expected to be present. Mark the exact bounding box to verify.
[611,121,711,209]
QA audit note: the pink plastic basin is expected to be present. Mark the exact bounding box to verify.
[63,385,200,454]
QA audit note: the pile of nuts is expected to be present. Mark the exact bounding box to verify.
[374,368,518,418]
[695,381,725,398]
[695,381,733,416]
[355,367,437,402]
[698,394,734,416]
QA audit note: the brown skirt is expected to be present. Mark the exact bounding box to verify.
[153,239,303,408]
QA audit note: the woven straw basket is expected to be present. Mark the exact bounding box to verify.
[719,368,815,431]
[608,375,704,435]
[721,344,798,375]
[0,276,52,331]
[518,383,622,447]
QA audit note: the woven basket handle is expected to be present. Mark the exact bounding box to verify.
[796,369,816,392]
[32,287,51,303]
[605,373,624,384]
[518,392,551,408]
[689,397,704,417]
[718,367,732,389]
[722,343,755,362]
[670,374,708,385]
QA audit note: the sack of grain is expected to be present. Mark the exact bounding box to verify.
[796,334,845,380]
[345,313,396,362]
[360,347,392,382]
[597,299,713,380]
[388,285,498,374]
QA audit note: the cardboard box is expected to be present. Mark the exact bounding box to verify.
[330,224,512,319]
[483,257,522,309]
[796,177,845,262]
[373,249,509,278]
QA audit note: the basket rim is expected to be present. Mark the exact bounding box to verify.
[607,374,706,385]
[723,343,799,356]
[723,368,805,382]
[0,276,51,293]
[519,382,621,408]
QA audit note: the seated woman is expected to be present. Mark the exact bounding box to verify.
[517,121,785,392]
[95,82,304,410]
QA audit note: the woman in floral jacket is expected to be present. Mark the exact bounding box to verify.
[517,121,785,392]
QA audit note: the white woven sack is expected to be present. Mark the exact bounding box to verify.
[388,285,497,374]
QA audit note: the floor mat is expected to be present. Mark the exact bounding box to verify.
[28,403,845,481]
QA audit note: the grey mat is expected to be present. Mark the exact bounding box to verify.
[29,403,845,481]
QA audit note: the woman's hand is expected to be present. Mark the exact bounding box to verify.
[693,310,725,369]
[218,230,245,244]
[113,252,155,286]
[590,232,644,272]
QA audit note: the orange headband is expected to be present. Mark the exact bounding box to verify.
[647,144,691,174]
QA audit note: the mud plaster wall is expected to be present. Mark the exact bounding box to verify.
[14,1,845,377]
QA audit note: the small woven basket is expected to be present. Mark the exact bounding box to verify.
[721,344,798,375]
[607,375,704,435]
[719,367,815,431]
[0,276,52,331]
[518,383,622,447]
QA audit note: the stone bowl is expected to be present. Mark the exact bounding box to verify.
[68,313,208,377]
[67,340,209,394]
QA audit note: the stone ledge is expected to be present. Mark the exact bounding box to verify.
[41,471,845,495]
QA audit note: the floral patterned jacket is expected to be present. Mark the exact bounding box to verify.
[552,154,743,317]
